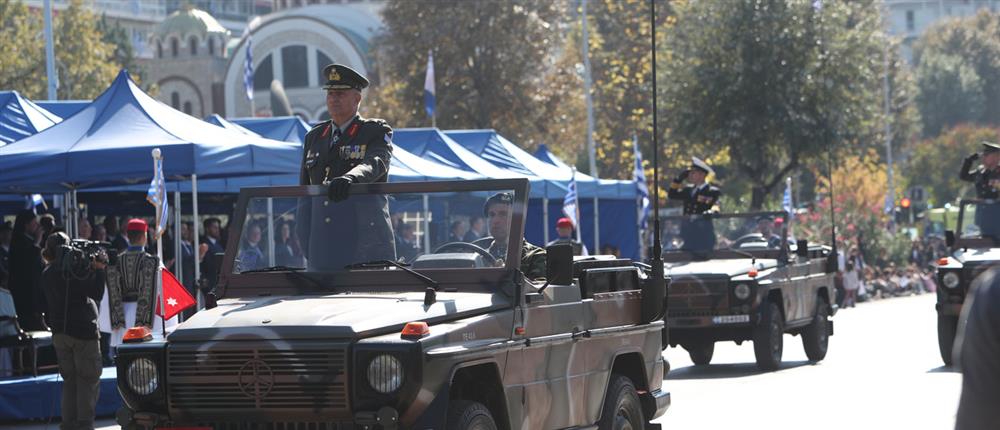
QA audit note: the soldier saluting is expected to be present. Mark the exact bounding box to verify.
[960,141,1000,200]
[667,157,721,251]
[298,64,396,271]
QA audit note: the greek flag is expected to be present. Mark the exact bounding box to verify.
[424,50,435,119]
[782,177,793,215]
[633,135,650,230]
[24,194,45,211]
[242,19,257,102]
[884,194,894,215]
[563,169,580,229]
[146,152,168,239]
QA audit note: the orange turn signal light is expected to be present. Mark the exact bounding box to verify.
[401,321,430,339]
[123,326,152,343]
[748,268,759,278]
[938,257,949,266]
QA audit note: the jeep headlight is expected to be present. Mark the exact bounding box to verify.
[126,358,158,396]
[367,354,404,394]
[942,272,960,289]
[734,283,752,301]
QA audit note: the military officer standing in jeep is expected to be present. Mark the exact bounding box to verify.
[668,157,722,252]
[960,141,1000,200]
[299,63,396,271]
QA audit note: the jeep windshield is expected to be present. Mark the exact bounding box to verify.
[220,179,529,293]
[659,211,790,258]
[956,199,1000,244]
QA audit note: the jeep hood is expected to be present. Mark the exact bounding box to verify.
[167,292,507,341]
[955,248,1000,265]
[664,258,777,278]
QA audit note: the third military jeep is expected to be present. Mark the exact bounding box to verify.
[660,211,836,371]
[115,179,670,430]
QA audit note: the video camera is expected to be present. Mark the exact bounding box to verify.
[59,239,118,279]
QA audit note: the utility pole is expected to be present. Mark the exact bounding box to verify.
[883,28,895,233]
[582,0,597,178]
[44,0,57,100]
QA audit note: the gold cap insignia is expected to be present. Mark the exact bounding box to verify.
[328,69,341,82]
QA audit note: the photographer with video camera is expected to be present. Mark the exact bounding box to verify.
[40,232,108,430]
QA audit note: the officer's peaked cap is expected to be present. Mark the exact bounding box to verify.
[322,63,369,91]
[691,156,715,176]
[982,141,1000,154]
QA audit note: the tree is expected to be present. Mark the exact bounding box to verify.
[661,0,904,209]
[372,1,568,149]
[905,125,999,206]
[914,11,1000,137]
[0,0,120,101]
[0,0,45,97]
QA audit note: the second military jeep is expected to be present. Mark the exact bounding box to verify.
[935,199,1000,366]
[660,211,836,371]
[115,179,670,430]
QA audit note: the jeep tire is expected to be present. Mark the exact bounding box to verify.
[937,314,958,367]
[685,342,714,366]
[447,400,498,430]
[598,374,645,430]
[802,298,830,362]
[753,301,784,371]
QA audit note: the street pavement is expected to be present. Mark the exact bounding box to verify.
[3,293,959,430]
[653,292,961,430]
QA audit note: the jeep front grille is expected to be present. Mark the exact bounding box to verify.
[668,278,729,312]
[193,422,354,430]
[167,341,350,417]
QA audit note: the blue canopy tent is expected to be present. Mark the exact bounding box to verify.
[0,71,301,193]
[0,91,64,212]
[0,91,62,146]
[33,100,89,119]
[204,114,258,136]
[446,130,639,258]
[229,116,311,144]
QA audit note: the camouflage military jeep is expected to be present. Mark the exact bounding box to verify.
[115,178,670,430]
[936,199,1000,366]
[660,211,836,371]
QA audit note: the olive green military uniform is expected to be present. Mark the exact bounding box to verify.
[473,237,547,280]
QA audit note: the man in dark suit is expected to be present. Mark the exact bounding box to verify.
[298,63,395,271]
[200,218,225,290]
[0,222,11,289]
[9,210,46,331]
[668,157,722,252]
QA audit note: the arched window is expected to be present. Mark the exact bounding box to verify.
[171,92,180,109]
[253,54,274,91]
[281,45,308,88]
[183,101,193,115]
[157,40,163,58]
[170,38,179,57]
[189,37,198,56]
[208,37,215,56]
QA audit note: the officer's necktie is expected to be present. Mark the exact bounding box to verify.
[329,127,342,150]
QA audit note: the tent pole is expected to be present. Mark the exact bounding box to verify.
[191,174,202,310]
[423,194,431,254]
[173,190,183,320]
[543,197,549,245]
[593,196,600,253]
[266,198,275,266]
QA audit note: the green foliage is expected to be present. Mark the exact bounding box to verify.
[0,0,45,97]
[0,0,123,101]
[914,10,1000,137]
[661,0,915,209]
[372,1,568,150]
[905,125,1000,206]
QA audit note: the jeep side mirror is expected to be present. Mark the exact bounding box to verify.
[825,253,839,273]
[545,244,574,286]
[796,239,809,258]
[945,230,956,248]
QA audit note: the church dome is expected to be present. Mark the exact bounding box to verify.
[154,5,229,39]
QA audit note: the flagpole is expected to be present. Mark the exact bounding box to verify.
[152,149,167,337]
